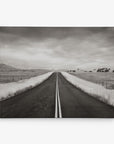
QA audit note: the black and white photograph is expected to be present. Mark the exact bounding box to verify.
[0,27,114,118]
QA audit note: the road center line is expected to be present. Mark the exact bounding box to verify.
[55,75,58,118]
[55,73,62,118]
[57,84,62,118]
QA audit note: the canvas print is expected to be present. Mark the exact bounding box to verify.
[0,27,114,118]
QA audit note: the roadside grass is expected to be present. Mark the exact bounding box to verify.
[69,72,114,89]
[0,70,49,83]
[0,72,53,101]
[61,72,114,106]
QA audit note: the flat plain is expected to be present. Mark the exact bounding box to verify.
[0,70,48,83]
[69,72,114,89]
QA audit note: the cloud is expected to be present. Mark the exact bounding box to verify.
[0,27,114,69]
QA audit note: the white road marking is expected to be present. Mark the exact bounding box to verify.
[55,73,62,118]
[55,74,58,118]
[57,85,62,118]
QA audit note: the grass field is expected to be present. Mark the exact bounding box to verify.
[0,69,50,83]
[69,72,114,89]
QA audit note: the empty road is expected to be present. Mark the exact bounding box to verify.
[0,72,114,118]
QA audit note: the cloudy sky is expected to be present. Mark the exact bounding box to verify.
[0,27,114,70]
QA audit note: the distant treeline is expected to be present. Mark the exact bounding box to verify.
[68,68,114,73]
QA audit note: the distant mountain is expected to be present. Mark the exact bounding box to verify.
[0,63,50,72]
[0,63,18,71]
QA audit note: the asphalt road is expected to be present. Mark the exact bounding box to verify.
[0,72,114,118]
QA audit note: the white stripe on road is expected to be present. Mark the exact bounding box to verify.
[55,73,62,118]
[55,75,58,118]
[57,85,62,118]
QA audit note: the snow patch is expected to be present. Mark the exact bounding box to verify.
[0,72,53,101]
[61,72,114,106]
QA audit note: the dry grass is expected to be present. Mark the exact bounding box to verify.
[0,69,50,83]
[62,72,114,106]
[0,72,53,100]
[69,72,114,89]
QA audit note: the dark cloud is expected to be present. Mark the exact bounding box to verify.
[0,27,109,40]
[0,27,114,69]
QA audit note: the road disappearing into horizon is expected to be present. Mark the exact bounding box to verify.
[0,72,114,118]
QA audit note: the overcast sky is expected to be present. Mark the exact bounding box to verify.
[0,27,114,70]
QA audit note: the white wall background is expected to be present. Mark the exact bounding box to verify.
[0,0,114,144]
[0,119,114,144]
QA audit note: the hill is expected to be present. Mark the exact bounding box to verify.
[0,63,18,71]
